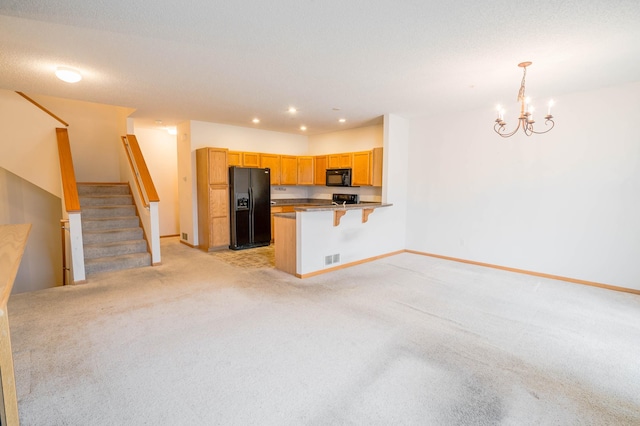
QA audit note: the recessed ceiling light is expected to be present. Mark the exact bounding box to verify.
[288,107,297,114]
[252,118,260,124]
[338,118,346,123]
[300,125,307,131]
[55,67,82,83]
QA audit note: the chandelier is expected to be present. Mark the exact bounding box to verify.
[494,61,555,137]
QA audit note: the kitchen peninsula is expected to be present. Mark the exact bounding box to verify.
[274,201,393,277]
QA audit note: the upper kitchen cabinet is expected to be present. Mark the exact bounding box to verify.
[242,152,260,167]
[328,153,352,169]
[280,155,298,185]
[314,156,327,185]
[228,151,242,167]
[297,156,314,185]
[260,153,281,185]
[371,147,383,187]
[352,151,372,186]
[352,148,383,187]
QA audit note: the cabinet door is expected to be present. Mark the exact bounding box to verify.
[297,156,314,185]
[371,147,383,187]
[228,151,242,167]
[352,151,372,186]
[328,153,352,168]
[243,152,260,168]
[208,149,228,185]
[261,154,281,185]
[314,156,327,185]
[280,155,298,185]
[209,185,229,247]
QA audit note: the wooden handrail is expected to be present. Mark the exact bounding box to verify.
[16,91,69,127]
[56,128,81,212]
[0,223,31,426]
[122,134,159,204]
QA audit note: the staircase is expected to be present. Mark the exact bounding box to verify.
[78,183,151,275]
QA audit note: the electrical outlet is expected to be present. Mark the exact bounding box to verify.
[333,254,340,263]
[182,232,188,240]
[325,255,333,266]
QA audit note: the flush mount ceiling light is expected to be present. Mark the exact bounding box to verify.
[300,125,307,131]
[494,62,555,138]
[288,107,297,114]
[252,118,260,124]
[55,66,82,83]
[338,118,346,123]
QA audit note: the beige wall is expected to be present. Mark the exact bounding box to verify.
[134,127,180,236]
[307,124,383,155]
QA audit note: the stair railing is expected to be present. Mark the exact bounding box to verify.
[56,128,86,283]
[121,134,161,265]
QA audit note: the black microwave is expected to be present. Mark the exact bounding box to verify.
[326,168,352,187]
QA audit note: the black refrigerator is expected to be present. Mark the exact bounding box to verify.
[229,166,271,250]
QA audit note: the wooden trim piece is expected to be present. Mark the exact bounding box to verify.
[16,91,69,127]
[72,279,87,285]
[56,128,81,213]
[406,250,640,296]
[179,240,196,249]
[298,250,405,279]
[160,234,180,238]
[333,210,347,226]
[124,135,159,203]
[362,208,374,223]
[0,223,31,426]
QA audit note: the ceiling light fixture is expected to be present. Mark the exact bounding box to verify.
[300,125,307,131]
[288,107,297,114]
[252,118,260,124]
[338,118,346,123]
[55,66,82,83]
[494,62,555,138]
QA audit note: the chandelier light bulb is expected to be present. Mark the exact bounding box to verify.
[55,67,82,83]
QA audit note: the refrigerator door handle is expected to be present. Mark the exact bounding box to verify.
[248,186,254,243]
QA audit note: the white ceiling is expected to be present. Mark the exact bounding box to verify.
[1,0,639,135]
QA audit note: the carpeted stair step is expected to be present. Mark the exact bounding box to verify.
[80,194,134,206]
[77,183,130,196]
[84,252,151,275]
[83,227,144,245]
[84,239,148,260]
[82,205,136,219]
[81,216,141,231]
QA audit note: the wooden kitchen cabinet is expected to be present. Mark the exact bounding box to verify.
[196,148,230,251]
[280,155,298,185]
[352,151,372,186]
[314,155,327,185]
[270,205,295,242]
[297,156,314,185]
[371,147,383,187]
[242,152,260,167]
[328,153,352,168]
[260,153,281,185]
[228,151,242,167]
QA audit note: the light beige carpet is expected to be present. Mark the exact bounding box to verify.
[8,237,640,425]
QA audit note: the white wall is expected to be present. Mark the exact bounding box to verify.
[26,94,134,183]
[0,90,61,197]
[406,81,640,290]
[134,127,180,236]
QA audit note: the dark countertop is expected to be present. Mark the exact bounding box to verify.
[270,198,332,207]
[271,198,381,207]
[294,203,392,212]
